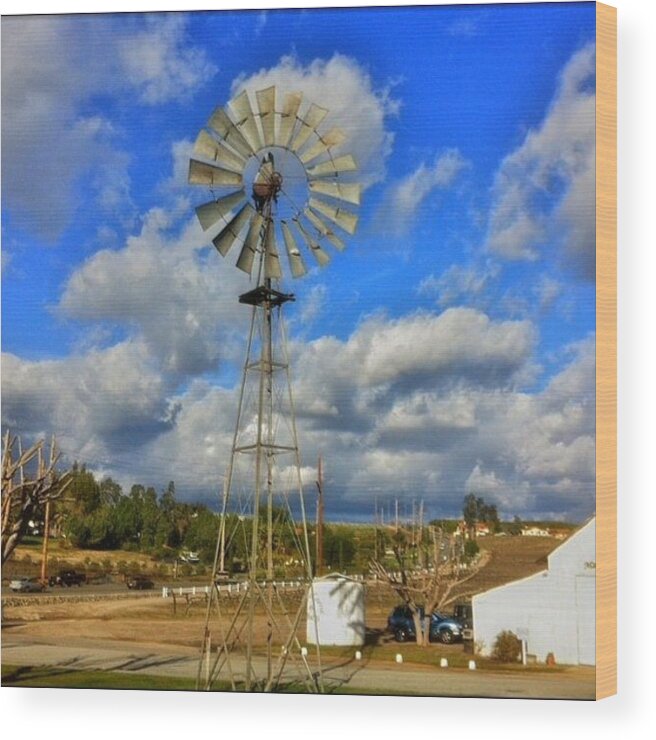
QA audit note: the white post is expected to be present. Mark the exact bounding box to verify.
[521,639,527,666]
[205,632,211,685]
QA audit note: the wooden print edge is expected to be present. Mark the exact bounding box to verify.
[595,0,617,701]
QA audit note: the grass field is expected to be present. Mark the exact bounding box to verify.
[0,664,422,695]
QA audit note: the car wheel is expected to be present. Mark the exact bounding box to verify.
[394,628,410,643]
[439,629,455,644]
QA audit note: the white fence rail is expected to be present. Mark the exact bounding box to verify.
[161,573,366,599]
[161,580,304,598]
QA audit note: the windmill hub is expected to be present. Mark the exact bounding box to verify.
[252,165,283,211]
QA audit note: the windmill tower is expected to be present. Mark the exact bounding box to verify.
[188,86,361,691]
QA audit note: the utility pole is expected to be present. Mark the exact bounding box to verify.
[316,455,324,577]
[40,499,51,583]
[39,435,56,584]
[373,496,378,563]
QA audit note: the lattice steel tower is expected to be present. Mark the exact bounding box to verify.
[187,86,361,691]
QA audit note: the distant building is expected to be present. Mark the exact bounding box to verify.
[521,526,550,537]
[457,520,491,539]
[472,518,596,665]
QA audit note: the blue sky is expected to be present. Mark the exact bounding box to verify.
[2,3,597,521]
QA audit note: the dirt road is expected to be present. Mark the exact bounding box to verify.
[2,630,594,700]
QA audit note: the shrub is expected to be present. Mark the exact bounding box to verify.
[492,630,522,663]
[464,540,479,559]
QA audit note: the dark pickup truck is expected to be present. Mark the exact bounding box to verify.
[49,570,87,587]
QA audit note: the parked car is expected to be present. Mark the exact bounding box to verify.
[452,602,473,630]
[49,570,86,587]
[126,575,154,590]
[9,576,46,593]
[179,551,200,564]
[387,605,463,644]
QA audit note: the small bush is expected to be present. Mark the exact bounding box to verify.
[464,540,479,559]
[492,630,522,663]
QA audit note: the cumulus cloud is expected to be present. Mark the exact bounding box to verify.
[2,295,594,519]
[1,341,176,462]
[294,308,535,392]
[59,201,252,376]
[485,43,595,278]
[378,149,469,235]
[1,14,216,240]
[231,53,399,189]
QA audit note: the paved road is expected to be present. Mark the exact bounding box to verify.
[1,632,594,699]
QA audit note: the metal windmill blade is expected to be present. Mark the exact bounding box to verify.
[208,106,254,159]
[256,86,276,148]
[299,127,347,166]
[276,91,302,148]
[212,203,254,256]
[290,103,328,153]
[281,221,308,278]
[308,197,359,235]
[308,181,361,206]
[195,190,247,232]
[293,217,331,267]
[263,219,282,279]
[193,130,246,174]
[306,154,358,178]
[303,208,346,251]
[236,212,265,276]
[189,159,243,188]
[229,90,264,153]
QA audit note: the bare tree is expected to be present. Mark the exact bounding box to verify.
[370,525,489,646]
[1,432,72,566]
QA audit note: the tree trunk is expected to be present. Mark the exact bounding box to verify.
[412,611,426,646]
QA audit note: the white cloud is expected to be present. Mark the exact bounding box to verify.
[534,275,563,312]
[1,14,216,240]
[418,261,500,308]
[465,464,534,511]
[1,302,594,519]
[231,53,399,189]
[1,341,176,463]
[117,15,218,105]
[59,201,253,376]
[298,284,328,326]
[485,43,595,278]
[379,149,469,235]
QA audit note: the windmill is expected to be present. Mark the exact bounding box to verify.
[188,86,361,691]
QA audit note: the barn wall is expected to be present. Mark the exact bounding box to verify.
[472,519,596,665]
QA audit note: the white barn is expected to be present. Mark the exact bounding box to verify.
[472,517,596,665]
